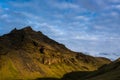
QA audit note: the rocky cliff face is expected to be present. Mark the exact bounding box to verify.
[0,26,111,80]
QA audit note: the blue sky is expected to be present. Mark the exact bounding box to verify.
[0,0,120,60]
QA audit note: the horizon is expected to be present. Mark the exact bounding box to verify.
[0,0,120,60]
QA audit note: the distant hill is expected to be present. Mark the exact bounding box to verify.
[0,26,111,80]
[62,58,120,80]
[98,53,120,60]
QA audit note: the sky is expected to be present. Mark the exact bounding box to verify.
[0,0,120,60]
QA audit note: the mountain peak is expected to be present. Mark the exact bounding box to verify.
[10,28,18,33]
[10,26,33,34]
[22,26,33,31]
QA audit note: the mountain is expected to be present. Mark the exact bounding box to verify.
[0,26,111,80]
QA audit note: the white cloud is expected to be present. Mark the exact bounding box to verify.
[93,25,111,30]
[110,12,119,17]
[59,2,79,9]
[1,14,9,19]
[20,12,41,20]
[109,0,120,3]
[9,1,32,7]
[27,20,65,36]
[105,4,120,10]
[74,15,89,21]
[0,7,3,12]
[115,5,120,9]
[53,14,64,19]
[74,35,98,41]
[49,1,80,9]
[39,23,65,35]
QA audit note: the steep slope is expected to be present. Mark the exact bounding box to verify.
[0,26,111,80]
